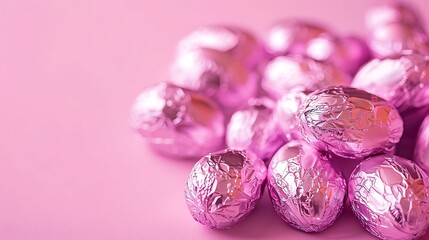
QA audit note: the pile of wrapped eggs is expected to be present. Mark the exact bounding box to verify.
[131,2,429,240]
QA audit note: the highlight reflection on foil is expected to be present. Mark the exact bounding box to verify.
[349,155,429,240]
[184,149,266,229]
[298,86,403,159]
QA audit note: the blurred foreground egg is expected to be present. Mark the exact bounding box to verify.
[131,82,225,158]
[349,154,429,240]
[184,149,266,229]
[267,140,346,232]
[298,86,403,159]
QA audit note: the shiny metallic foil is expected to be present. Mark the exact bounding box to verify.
[274,91,308,140]
[130,82,225,158]
[262,55,350,99]
[365,2,428,58]
[267,140,346,232]
[177,25,264,69]
[298,86,403,159]
[226,98,286,161]
[265,20,333,57]
[415,115,429,174]
[265,21,371,75]
[352,52,429,111]
[349,154,429,240]
[365,2,424,32]
[170,48,257,113]
[184,149,266,229]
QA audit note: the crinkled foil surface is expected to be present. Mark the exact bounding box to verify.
[298,86,403,159]
[353,53,429,111]
[267,140,346,232]
[185,149,266,229]
[349,155,429,240]
[131,82,225,158]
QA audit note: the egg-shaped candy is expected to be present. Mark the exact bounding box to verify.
[274,90,308,140]
[267,140,346,232]
[365,2,423,31]
[265,20,333,57]
[326,36,372,76]
[130,82,225,158]
[415,115,429,174]
[297,86,403,159]
[184,149,266,229]
[177,25,264,69]
[368,22,429,58]
[226,98,286,162]
[262,55,350,99]
[352,52,429,111]
[349,154,429,240]
[170,48,258,114]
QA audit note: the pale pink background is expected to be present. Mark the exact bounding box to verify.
[1,0,429,239]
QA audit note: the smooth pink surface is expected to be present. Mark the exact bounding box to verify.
[1,0,429,239]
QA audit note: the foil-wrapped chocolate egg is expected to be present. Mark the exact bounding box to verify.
[352,52,429,111]
[326,36,372,75]
[349,154,429,240]
[226,98,286,161]
[130,82,225,158]
[365,2,423,31]
[267,140,346,232]
[184,149,266,229]
[368,22,429,58]
[170,48,257,113]
[177,26,264,69]
[415,115,429,174]
[265,20,333,57]
[262,55,350,99]
[274,91,308,140]
[266,21,370,75]
[297,86,403,159]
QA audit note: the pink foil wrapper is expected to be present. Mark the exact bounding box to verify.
[262,55,350,99]
[177,26,264,69]
[265,21,371,75]
[170,48,258,113]
[130,82,225,158]
[298,86,403,159]
[352,52,429,111]
[274,90,308,140]
[368,22,429,58]
[267,140,346,232]
[415,115,429,174]
[349,154,429,240]
[396,105,429,160]
[184,149,267,229]
[326,36,372,76]
[265,21,333,57]
[226,98,286,161]
[365,2,423,31]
